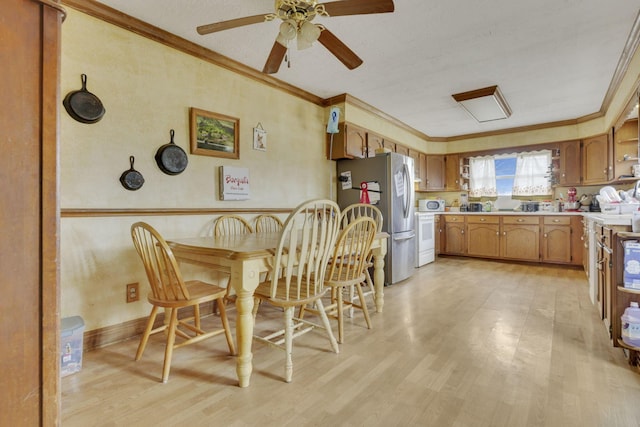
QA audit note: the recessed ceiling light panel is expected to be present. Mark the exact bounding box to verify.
[452,85,512,123]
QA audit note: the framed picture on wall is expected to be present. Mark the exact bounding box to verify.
[189,107,239,159]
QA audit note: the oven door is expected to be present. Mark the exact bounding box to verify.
[415,213,435,267]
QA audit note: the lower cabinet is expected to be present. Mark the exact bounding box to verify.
[434,214,442,255]
[441,213,581,265]
[467,216,500,258]
[501,216,540,261]
[541,216,572,263]
[443,215,466,255]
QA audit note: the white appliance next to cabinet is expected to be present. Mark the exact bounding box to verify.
[415,212,435,267]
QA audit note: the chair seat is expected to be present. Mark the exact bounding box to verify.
[254,279,328,308]
[147,280,227,308]
[326,271,366,289]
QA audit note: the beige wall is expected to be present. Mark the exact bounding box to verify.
[60,10,330,329]
[60,9,639,332]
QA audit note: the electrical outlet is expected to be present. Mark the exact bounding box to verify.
[126,282,139,303]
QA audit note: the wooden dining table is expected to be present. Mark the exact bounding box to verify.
[166,231,388,387]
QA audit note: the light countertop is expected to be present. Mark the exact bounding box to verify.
[435,210,633,226]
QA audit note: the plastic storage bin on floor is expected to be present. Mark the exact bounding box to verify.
[61,316,85,377]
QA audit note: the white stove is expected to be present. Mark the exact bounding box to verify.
[415,212,435,267]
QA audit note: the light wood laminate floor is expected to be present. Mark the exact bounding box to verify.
[62,257,640,426]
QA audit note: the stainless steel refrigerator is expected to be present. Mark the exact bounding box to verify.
[336,152,416,285]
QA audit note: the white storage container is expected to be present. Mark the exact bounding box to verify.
[61,316,85,377]
[620,203,640,214]
[600,203,621,214]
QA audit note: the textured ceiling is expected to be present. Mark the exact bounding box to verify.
[93,0,640,138]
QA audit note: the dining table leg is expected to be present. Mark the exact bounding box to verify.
[230,258,261,388]
[372,237,387,313]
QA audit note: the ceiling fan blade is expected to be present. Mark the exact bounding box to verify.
[197,14,268,35]
[322,0,395,17]
[317,28,363,70]
[263,40,287,74]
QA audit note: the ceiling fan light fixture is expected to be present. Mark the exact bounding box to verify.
[279,20,297,41]
[452,85,512,123]
[297,21,321,49]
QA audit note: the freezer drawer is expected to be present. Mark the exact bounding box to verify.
[389,230,416,284]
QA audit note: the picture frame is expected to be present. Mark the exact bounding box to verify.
[189,107,239,159]
[253,125,267,151]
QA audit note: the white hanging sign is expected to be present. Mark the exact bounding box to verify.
[219,166,250,200]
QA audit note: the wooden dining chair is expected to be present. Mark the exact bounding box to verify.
[300,216,377,344]
[340,203,383,313]
[214,214,254,236]
[251,199,341,383]
[254,214,284,233]
[130,222,236,383]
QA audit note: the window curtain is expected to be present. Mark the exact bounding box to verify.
[512,150,552,196]
[469,156,497,197]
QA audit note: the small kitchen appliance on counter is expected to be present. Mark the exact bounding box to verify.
[418,199,445,212]
[564,187,580,211]
[521,201,539,212]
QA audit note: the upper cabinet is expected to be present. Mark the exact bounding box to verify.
[367,132,385,158]
[327,123,369,160]
[395,143,410,156]
[582,134,612,185]
[417,153,429,191]
[557,140,581,186]
[425,155,446,191]
[613,87,640,181]
[445,154,461,191]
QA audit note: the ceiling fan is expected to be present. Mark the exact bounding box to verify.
[197,0,395,74]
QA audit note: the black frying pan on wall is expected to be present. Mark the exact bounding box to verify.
[155,129,188,175]
[120,156,144,191]
[63,74,105,124]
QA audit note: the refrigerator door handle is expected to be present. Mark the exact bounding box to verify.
[402,163,411,219]
[393,232,416,242]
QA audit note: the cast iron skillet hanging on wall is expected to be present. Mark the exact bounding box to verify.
[155,129,188,175]
[63,74,106,124]
[120,156,145,191]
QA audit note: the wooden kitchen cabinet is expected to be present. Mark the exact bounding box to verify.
[327,122,368,159]
[582,133,612,185]
[408,149,421,183]
[467,216,500,258]
[443,215,466,255]
[395,143,410,156]
[501,216,540,261]
[613,232,640,359]
[366,131,385,157]
[417,153,429,191]
[614,117,639,180]
[435,215,442,255]
[558,140,581,186]
[425,155,446,191]
[541,216,572,263]
[445,154,461,191]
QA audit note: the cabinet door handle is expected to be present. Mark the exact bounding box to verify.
[544,233,548,238]
[503,231,506,236]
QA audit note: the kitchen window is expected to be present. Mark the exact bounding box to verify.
[469,150,552,206]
